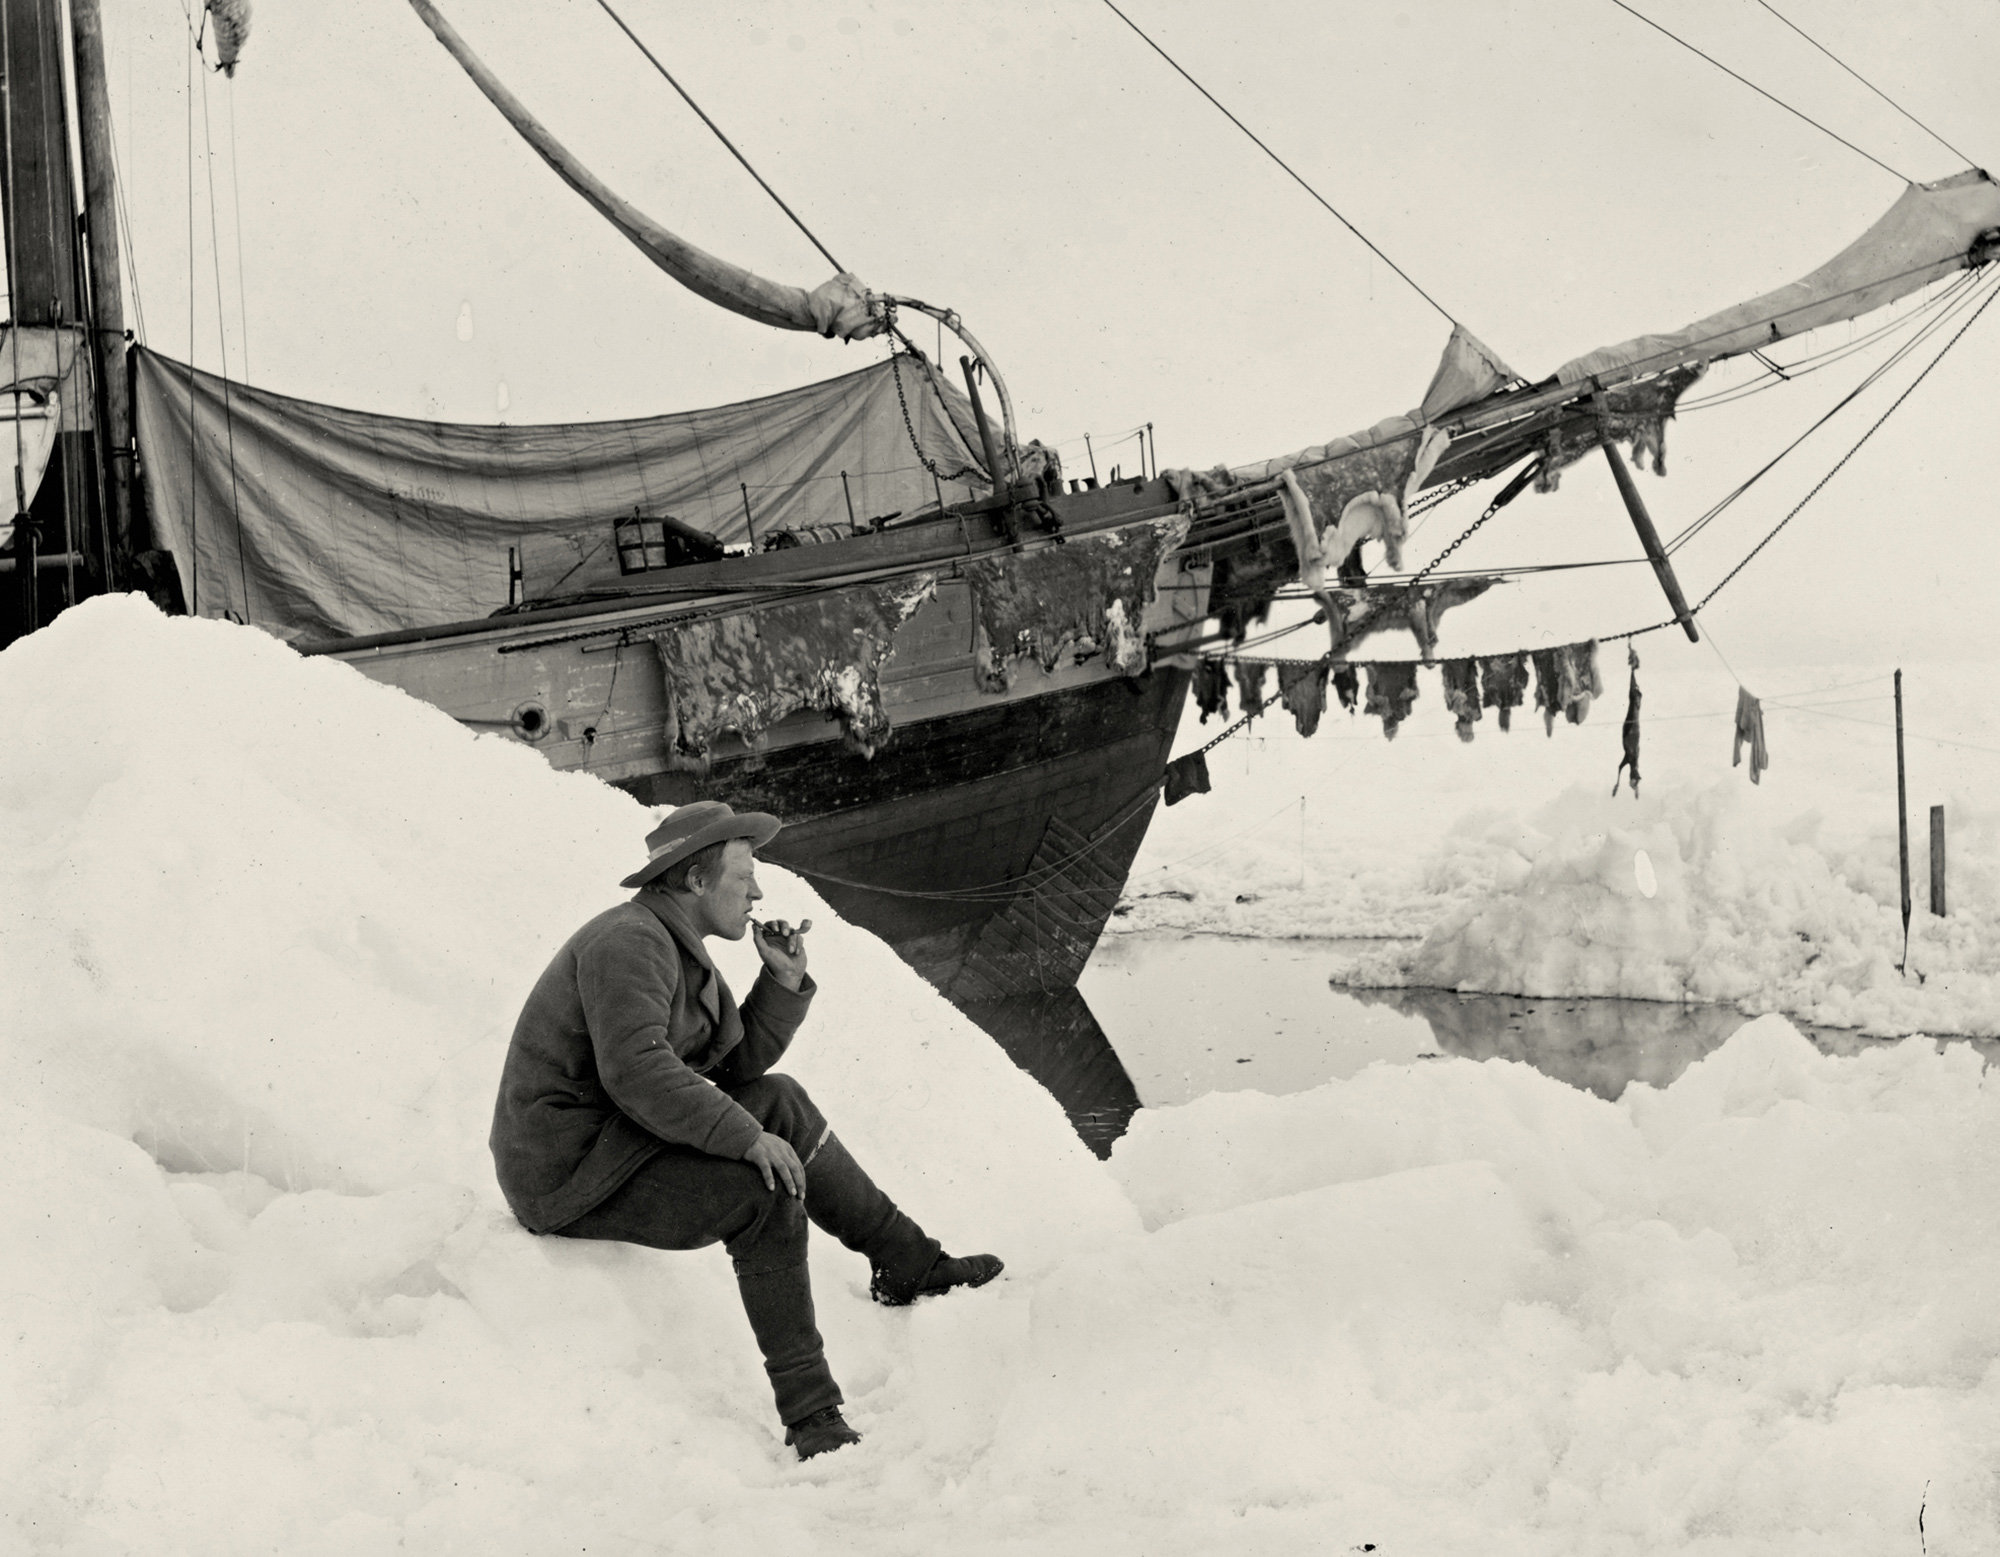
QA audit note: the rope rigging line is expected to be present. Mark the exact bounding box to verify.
[224,79,250,380]
[30,0,85,602]
[106,86,146,343]
[1675,270,1978,412]
[1687,275,2000,617]
[589,0,847,274]
[1775,704,2000,760]
[1095,0,1459,328]
[1608,0,1911,183]
[1662,269,2000,556]
[197,55,249,617]
[1170,239,1986,515]
[1750,0,1978,170]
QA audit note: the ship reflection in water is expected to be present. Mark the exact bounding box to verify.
[1345,985,1999,1100]
[957,991,1141,1159]
[983,936,2000,1157]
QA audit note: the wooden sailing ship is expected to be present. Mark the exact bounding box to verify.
[4,1,1996,1122]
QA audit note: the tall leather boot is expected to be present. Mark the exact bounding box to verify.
[803,1133,940,1292]
[734,1257,843,1428]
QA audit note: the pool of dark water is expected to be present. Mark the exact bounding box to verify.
[972,933,1999,1156]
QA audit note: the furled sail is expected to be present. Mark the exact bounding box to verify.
[1433,169,2000,488]
[1556,169,2000,387]
[407,0,884,342]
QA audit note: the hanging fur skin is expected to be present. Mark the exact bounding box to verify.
[1322,576,1497,664]
[1478,651,1529,732]
[1440,658,1482,743]
[207,0,251,76]
[1613,646,1642,796]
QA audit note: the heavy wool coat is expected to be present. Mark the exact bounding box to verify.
[490,890,816,1234]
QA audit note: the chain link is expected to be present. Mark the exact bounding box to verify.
[1406,481,1516,587]
[1404,459,1543,588]
[885,307,985,489]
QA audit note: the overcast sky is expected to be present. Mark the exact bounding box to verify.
[98,0,2000,669]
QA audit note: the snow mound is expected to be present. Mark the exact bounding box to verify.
[1100,1015,2000,1549]
[5,599,1999,1554]
[1331,780,2000,1035]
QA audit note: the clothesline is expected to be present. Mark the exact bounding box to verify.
[1191,639,1607,745]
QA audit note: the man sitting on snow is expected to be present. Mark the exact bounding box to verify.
[489,800,1002,1460]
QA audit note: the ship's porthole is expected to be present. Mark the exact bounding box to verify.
[512,701,549,741]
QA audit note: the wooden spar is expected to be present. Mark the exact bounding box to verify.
[959,357,1007,497]
[1593,395,1699,643]
[1895,669,1911,969]
[70,0,133,570]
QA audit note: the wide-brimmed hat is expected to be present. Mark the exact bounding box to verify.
[620,801,781,889]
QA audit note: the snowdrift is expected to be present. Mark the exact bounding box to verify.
[4,598,1998,1555]
[1122,656,1999,1037]
[1330,780,2000,1036]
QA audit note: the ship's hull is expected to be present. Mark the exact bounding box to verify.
[628,662,1190,995]
[322,480,1211,1003]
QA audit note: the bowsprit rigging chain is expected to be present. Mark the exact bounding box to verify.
[884,309,985,491]
[1404,457,1542,589]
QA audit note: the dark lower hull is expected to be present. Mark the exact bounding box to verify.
[624,666,1188,1159]
[624,665,1191,997]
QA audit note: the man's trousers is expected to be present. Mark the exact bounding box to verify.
[555,1073,939,1425]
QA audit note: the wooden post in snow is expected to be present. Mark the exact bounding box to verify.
[1930,805,1946,917]
[1895,669,1911,970]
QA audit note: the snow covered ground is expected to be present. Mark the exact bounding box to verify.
[6,598,1999,1554]
[1120,641,2000,1037]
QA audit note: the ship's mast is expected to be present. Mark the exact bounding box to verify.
[69,0,132,571]
[0,0,82,634]
[0,0,137,644]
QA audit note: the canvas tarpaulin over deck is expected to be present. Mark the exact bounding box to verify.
[134,349,991,641]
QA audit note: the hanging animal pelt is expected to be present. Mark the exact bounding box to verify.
[1613,645,1642,796]
[207,0,251,77]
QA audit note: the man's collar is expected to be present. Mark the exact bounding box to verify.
[634,889,716,974]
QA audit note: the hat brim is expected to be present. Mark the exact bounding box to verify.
[620,811,782,889]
